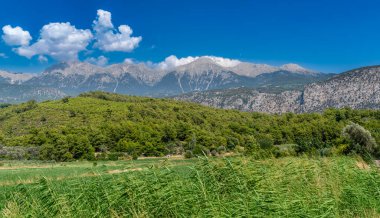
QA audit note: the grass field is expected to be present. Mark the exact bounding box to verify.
[0,156,379,217]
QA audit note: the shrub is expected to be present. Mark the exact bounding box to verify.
[192,145,209,157]
[184,150,193,159]
[132,153,139,160]
[342,123,379,158]
[210,149,218,156]
[12,100,37,113]
[274,144,297,157]
[243,136,258,155]
[0,103,11,109]
[0,146,40,160]
[108,152,124,161]
[257,135,274,149]
[62,96,70,103]
[216,146,226,154]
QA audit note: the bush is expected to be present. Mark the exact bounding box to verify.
[257,135,274,149]
[274,144,297,157]
[132,153,139,160]
[243,136,258,155]
[342,123,379,158]
[210,149,218,156]
[107,152,125,161]
[216,146,226,154]
[62,96,70,103]
[0,146,40,160]
[192,145,209,157]
[184,150,193,159]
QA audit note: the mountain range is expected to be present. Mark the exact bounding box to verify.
[1,57,379,114]
[0,57,331,103]
[175,65,380,113]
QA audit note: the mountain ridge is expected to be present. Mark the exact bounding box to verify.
[174,65,380,113]
[0,57,329,102]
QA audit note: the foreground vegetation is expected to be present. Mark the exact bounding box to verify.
[0,156,379,217]
[0,91,379,161]
[0,92,379,217]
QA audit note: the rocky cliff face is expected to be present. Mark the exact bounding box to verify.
[175,88,303,113]
[174,66,380,113]
[301,66,380,112]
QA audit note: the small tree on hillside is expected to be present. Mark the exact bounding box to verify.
[342,122,379,158]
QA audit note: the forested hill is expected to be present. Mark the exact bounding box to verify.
[0,91,379,161]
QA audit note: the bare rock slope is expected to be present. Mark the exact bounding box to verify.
[174,66,380,113]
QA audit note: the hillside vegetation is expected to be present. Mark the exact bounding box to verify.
[0,91,379,161]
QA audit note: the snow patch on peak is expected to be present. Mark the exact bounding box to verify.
[202,56,241,67]
[157,55,240,70]
[280,63,314,74]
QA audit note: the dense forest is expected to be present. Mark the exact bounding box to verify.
[0,91,379,161]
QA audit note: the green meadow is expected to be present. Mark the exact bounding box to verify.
[0,156,379,217]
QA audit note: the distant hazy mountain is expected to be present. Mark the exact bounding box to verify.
[0,56,330,103]
[174,65,380,113]
[0,84,65,103]
[0,70,35,85]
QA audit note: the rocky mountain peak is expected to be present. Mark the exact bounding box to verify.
[0,70,35,84]
[43,61,102,77]
[0,56,331,103]
[229,63,279,77]
[280,63,317,75]
[107,62,165,85]
[176,57,226,75]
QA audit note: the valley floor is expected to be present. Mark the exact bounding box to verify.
[0,156,379,217]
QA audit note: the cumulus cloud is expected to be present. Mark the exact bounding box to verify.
[38,55,48,63]
[157,55,198,70]
[157,55,241,70]
[85,55,109,66]
[93,9,142,52]
[3,9,142,62]
[15,22,93,61]
[93,10,114,32]
[2,25,32,46]
[0,53,8,58]
[204,56,241,67]
[123,58,135,64]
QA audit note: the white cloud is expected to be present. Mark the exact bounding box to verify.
[204,56,241,67]
[158,55,198,70]
[157,55,241,70]
[2,25,32,46]
[0,53,8,58]
[3,9,142,62]
[38,55,48,63]
[15,22,93,61]
[85,55,109,66]
[93,10,114,32]
[93,9,142,52]
[123,58,135,64]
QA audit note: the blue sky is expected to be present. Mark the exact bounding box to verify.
[0,0,380,73]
